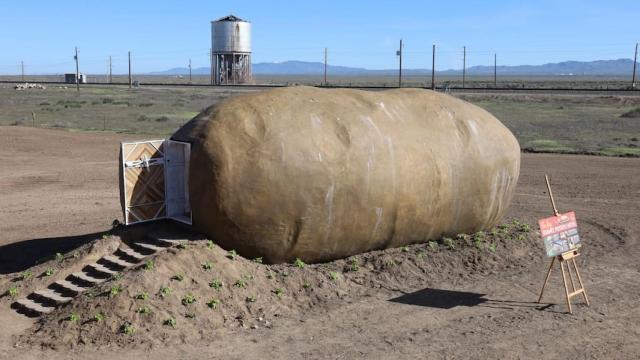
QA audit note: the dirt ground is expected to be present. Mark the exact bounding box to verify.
[1,126,639,359]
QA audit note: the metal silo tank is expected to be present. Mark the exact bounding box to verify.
[211,15,252,84]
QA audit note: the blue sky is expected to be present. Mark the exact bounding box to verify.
[0,0,638,74]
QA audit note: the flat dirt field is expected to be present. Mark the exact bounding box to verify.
[1,126,639,359]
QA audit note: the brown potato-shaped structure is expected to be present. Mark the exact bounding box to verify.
[172,86,520,263]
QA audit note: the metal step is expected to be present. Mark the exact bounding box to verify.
[87,263,118,276]
[117,247,146,261]
[70,271,106,285]
[14,298,55,314]
[54,279,88,294]
[33,289,73,304]
[103,255,136,268]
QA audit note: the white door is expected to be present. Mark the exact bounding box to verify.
[120,139,192,225]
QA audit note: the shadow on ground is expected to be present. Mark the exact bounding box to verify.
[0,230,114,275]
[390,287,557,312]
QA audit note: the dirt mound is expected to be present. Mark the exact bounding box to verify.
[7,220,540,350]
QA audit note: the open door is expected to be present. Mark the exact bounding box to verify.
[120,139,191,225]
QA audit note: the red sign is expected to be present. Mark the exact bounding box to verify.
[538,211,581,257]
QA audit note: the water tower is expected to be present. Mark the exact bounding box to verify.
[211,15,252,85]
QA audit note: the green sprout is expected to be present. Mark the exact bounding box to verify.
[201,261,213,270]
[329,272,339,281]
[400,246,409,253]
[443,237,455,250]
[428,241,438,250]
[172,274,184,282]
[488,243,497,253]
[206,298,220,309]
[227,250,237,260]
[93,312,106,322]
[111,272,124,281]
[55,253,64,262]
[137,306,151,314]
[266,271,274,280]
[185,312,196,319]
[348,259,359,272]
[302,283,312,290]
[181,294,196,306]
[110,284,123,298]
[44,268,55,277]
[294,258,306,268]
[164,318,177,328]
[206,240,214,249]
[136,292,149,300]
[121,323,135,335]
[209,279,223,290]
[176,242,187,250]
[246,295,257,303]
[272,288,284,297]
[68,312,80,322]
[160,286,172,298]
[253,257,263,264]
[21,270,33,281]
[144,259,154,271]
[234,279,247,288]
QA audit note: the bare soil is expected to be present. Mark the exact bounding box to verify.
[1,126,639,359]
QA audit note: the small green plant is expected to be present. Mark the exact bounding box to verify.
[21,270,33,281]
[209,279,223,290]
[443,238,455,250]
[267,271,275,280]
[172,273,184,282]
[185,312,196,319]
[110,284,123,298]
[490,228,499,237]
[181,294,196,306]
[176,242,187,249]
[474,239,483,249]
[511,219,522,227]
[55,252,64,262]
[68,312,80,322]
[206,240,214,249]
[160,286,172,298]
[488,243,497,253]
[329,271,339,281]
[253,257,263,264]
[475,231,486,241]
[164,317,177,328]
[137,305,151,314]
[7,285,18,298]
[517,233,527,241]
[348,258,359,272]
[84,290,95,299]
[272,288,284,297]
[246,295,257,302]
[136,292,149,300]
[400,246,409,253]
[201,261,213,270]
[281,271,289,277]
[302,283,312,290]
[227,250,237,260]
[111,272,124,281]
[206,298,220,309]
[519,223,531,233]
[416,251,425,260]
[234,279,247,288]
[294,258,306,268]
[428,241,438,250]
[44,268,55,277]
[144,259,154,271]
[93,312,106,322]
[121,323,135,335]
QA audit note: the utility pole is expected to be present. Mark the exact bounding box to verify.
[74,47,80,92]
[209,48,214,85]
[188,58,192,83]
[462,46,466,88]
[21,61,24,82]
[324,47,328,86]
[128,51,132,89]
[397,39,403,88]
[431,44,436,90]
[633,43,638,89]
[494,53,497,88]
[109,56,112,84]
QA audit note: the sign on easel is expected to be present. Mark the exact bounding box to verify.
[538,211,581,257]
[536,175,589,314]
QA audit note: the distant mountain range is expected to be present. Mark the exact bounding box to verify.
[151,58,639,76]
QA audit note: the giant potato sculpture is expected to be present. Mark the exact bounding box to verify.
[172,86,520,263]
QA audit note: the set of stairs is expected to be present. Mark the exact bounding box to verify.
[11,235,182,317]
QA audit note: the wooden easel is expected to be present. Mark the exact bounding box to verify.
[536,175,590,314]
